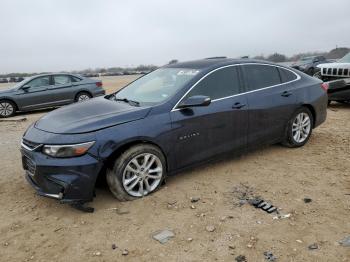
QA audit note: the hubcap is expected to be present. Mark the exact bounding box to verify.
[78,94,90,101]
[292,112,311,143]
[122,153,163,197]
[0,102,14,117]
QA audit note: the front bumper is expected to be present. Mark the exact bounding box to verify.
[21,146,104,203]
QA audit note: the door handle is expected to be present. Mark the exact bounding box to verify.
[232,102,246,109]
[281,91,292,97]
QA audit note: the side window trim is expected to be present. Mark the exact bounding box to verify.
[172,63,300,112]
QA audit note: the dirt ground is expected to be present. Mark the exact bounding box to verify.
[0,76,349,262]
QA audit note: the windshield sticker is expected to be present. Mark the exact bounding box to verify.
[177,70,200,76]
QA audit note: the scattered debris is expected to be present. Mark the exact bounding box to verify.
[228,245,236,250]
[273,213,291,220]
[167,200,177,205]
[250,198,278,213]
[152,229,175,244]
[205,225,216,232]
[190,205,196,209]
[308,243,319,250]
[122,249,129,256]
[264,251,277,261]
[4,242,9,246]
[296,240,303,244]
[93,251,101,256]
[112,244,117,250]
[235,255,247,262]
[53,227,63,232]
[303,198,312,203]
[220,216,226,222]
[190,197,200,203]
[187,237,193,242]
[339,236,350,247]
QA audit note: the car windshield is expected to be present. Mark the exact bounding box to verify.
[339,53,350,63]
[114,68,200,106]
[300,57,314,63]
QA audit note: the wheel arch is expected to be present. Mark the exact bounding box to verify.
[301,104,316,127]
[0,97,19,111]
[75,90,93,101]
[95,139,168,186]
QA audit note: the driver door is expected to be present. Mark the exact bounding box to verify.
[15,76,54,110]
[170,66,248,169]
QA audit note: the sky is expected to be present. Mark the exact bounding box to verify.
[0,0,349,73]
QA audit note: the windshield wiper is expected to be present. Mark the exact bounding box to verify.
[114,96,140,106]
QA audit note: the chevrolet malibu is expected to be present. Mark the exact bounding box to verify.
[21,58,328,210]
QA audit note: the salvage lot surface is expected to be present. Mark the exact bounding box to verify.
[0,76,350,261]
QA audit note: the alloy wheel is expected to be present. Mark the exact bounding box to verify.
[292,112,311,143]
[122,153,163,197]
[77,94,90,102]
[0,102,14,117]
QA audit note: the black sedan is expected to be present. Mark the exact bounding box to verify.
[0,73,105,118]
[21,58,328,210]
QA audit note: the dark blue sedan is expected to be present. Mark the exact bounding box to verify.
[21,58,328,210]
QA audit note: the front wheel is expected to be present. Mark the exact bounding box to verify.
[282,107,313,148]
[106,144,166,201]
[0,100,16,118]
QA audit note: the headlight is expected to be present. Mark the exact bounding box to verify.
[42,141,95,158]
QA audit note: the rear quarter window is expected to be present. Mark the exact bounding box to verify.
[278,68,297,83]
[243,64,281,91]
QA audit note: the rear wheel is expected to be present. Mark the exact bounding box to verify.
[282,107,313,148]
[0,100,16,118]
[75,92,92,102]
[106,144,166,201]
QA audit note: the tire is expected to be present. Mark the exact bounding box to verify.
[106,144,166,201]
[75,91,92,102]
[307,68,314,76]
[0,100,16,118]
[313,71,322,79]
[282,107,314,148]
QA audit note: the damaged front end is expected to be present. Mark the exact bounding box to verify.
[21,127,104,212]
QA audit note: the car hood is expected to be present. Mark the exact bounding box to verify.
[0,86,16,94]
[317,62,350,69]
[35,96,152,134]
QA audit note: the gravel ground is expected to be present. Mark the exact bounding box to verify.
[0,76,349,261]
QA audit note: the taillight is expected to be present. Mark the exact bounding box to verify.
[321,82,329,92]
[96,82,103,88]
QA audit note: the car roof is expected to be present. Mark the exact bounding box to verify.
[164,58,275,70]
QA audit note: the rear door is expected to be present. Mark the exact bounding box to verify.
[15,76,54,110]
[49,75,75,105]
[241,64,298,146]
[171,66,248,169]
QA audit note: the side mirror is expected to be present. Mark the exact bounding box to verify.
[178,95,211,109]
[22,85,30,91]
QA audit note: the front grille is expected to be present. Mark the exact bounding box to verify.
[22,139,41,151]
[327,68,332,75]
[23,156,36,176]
[323,68,327,74]
[344,69,349,76]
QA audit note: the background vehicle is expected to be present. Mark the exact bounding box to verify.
[0,73,105,117]
[291,56,332,76]
[315,52,350,82]
[21,58,328,209]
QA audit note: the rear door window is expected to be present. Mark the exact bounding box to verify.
[53,75,72,85]
[243,65,281,91]
[278,68,297,83]
[184,66,241,100]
